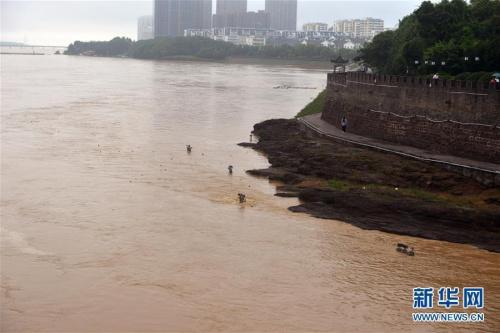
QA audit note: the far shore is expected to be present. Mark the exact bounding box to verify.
[65,53,333,69]
[223,57,332,69]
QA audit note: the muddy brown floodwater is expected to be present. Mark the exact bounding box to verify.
[1,55,499,332]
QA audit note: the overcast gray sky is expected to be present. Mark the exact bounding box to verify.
[1,0,424,46]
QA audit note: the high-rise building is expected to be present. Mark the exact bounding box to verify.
[242,11,271,29]
[154,0,212,37]
[265,0,297,30]
[213,10,270,29]
[213,0,249,28]
[216,0,247,15]
[302,22,328,32]
[137,15,153,40]
[358,17,384,38]
[334,18,384,38]
[334,20,355,35]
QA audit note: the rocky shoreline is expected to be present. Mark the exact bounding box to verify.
[240,119,500,253]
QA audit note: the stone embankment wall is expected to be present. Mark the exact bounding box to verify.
[322,72,500,163]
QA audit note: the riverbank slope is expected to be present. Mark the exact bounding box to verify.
[241,118,500,252]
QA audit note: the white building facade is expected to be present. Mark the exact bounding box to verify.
[334,17,384,38]
[302,22,328,32]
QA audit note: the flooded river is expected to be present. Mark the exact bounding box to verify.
[1,55,499,332]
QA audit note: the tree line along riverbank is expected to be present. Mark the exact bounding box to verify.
[64,36,358,62]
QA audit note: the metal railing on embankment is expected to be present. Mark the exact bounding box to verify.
[297,116,500,187]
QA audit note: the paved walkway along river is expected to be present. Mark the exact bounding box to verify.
[299,114,500,183]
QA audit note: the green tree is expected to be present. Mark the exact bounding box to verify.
[360,0,499,76]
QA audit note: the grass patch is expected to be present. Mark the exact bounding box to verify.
[296,89,326,118]
[398,188,442,202]
[364,184,443,202]
[327,178,445,203]
[328,178,350,191]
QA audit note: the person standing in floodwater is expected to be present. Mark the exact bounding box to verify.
[341,116,347,132]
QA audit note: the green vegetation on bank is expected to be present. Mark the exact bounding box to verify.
[65,36,357,61]
[359,0,499,77]
[296,89,326,118]
[65,37,133,56]
[328,178,443,203]
[129,37,233,60]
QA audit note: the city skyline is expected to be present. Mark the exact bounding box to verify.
[2,0,424,46]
